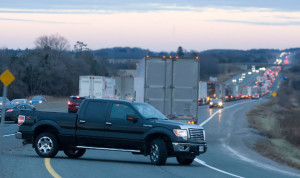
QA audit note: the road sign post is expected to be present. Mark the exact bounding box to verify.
[0,69,15,161]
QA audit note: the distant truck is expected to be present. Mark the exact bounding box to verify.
[215,83,226,101]
[207,82,215,99]
[79,76,115,99]
[115,76,134,101]
[198,81,207,105]
[135,56,200,124]
[224,85,233,101]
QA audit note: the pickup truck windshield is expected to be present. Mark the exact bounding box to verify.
[133,103,168,120]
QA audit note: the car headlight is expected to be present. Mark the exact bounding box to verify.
[173,129,188,140]
[209,102,213,105]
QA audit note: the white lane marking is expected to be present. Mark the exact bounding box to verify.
[195,158,245,178]
[2,133,15,137]
[195,100,257,178]
[200,100,256,127]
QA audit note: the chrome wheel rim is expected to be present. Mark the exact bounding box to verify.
[150,144,159,162]
[37,136,53,153]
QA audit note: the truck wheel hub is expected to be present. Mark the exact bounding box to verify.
[150,144,159,162]
[37,136,53,153]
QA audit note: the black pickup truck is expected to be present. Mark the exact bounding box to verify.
[16,99,207,165]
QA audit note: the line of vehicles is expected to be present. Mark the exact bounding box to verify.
[198,66,282,106]
[69,56,283,125]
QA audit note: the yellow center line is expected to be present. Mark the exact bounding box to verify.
[44,158,62,178]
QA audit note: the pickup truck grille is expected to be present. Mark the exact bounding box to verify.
[189,128,204,140]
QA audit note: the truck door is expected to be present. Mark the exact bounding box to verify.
[76,100,108,147]
[105,103,146,150]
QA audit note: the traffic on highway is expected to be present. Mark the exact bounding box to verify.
[1,51,300,178]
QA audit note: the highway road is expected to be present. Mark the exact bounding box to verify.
[1,98,300,178]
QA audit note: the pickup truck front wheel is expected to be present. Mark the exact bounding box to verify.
[149,139,168,165]
[64,149,86,158]
[34,133,59,158]
[176,155,196,165]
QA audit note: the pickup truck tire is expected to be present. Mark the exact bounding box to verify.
[149,139,168,165]
[64,149,86,158]
[176,155,196,165]
[34,133,59,158]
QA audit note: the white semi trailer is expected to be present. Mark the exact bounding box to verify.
[134,56,200,124]
[115,76,134,100]
[79,76,115,99]
[198,81,207,105]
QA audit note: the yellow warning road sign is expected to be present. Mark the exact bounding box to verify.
[0,69,15,86]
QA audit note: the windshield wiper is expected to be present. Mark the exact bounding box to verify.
[146,117,168,120]
[146,117,158,120]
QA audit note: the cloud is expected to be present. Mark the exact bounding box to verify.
[212,19,300,26]
[0,0,300,14]
[0,17,88,24]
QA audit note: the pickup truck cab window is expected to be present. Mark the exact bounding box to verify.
[110,103,135,120]
[133,103,168,120]
[84,101,108,117]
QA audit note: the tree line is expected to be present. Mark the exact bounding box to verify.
[0,34,109,99]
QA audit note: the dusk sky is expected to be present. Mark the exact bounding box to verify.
[1,0,300,51]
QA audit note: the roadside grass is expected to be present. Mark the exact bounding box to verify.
[247,99,300,169]
[256,139,300,169]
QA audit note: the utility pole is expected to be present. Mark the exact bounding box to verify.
[0,70,15,165]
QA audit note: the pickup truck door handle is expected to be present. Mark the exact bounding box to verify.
[79,120,86,124]
[106,122,112,126]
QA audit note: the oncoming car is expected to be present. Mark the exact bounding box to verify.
[0,97,10,106]
[30,96,46,104]
[11,99,31,105]
[209,98,224,108]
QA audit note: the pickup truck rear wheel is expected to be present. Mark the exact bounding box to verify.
[149,139,168,165]
[34,133,59,158]
[64,149,86,158]
[176,155,196,165]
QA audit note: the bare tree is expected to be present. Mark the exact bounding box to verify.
[34,34,70,51]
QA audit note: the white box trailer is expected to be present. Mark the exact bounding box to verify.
[198,81,207,105]
[135,56,200,124]
[79,76,115,98]
[115,76,134,100]
[215,83,226,101]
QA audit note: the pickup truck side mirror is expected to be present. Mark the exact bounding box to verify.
[126,115,138,123]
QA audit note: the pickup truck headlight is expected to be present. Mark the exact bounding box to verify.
[173,129,188,140]
[203,130,206,140]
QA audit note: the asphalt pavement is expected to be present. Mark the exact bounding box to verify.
[1,98,300,178]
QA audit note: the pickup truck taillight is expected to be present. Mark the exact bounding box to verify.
[18,115,25,126]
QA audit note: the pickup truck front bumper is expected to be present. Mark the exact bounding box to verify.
[172,142,207,155]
